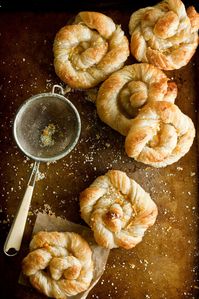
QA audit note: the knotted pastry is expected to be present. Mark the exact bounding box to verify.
[53,11,129,89]
[125,101,195,167]
[129,0,199,70]
[22,231,93,299]
[96,63,177,136]
[80,170,158,249]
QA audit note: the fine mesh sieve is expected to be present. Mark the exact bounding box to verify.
[14,85,81,161]
[4,85,81,256]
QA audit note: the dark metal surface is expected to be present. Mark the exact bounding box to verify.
[0,3,198,299]
[0,0,198,11]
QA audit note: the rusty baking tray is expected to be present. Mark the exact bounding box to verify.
[0,1,199,298]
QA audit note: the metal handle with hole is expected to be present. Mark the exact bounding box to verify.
[4,161,40,256]
[52,85,64,95]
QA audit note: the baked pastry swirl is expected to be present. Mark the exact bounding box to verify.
[129,0,199,70]
[96,63,177,136]
[80,170,158,249]
[125,101,195,167]
[53,11,129,89]
[22,231,93,299]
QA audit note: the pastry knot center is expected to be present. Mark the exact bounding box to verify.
[106,210,121,220]
[103,203,123,233]
[119,81,148,118]
[70,33,108,70]
[49,256,82,281]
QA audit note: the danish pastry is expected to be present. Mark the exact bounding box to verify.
[96,63,177,136]
[129,0,199,70]
[53,11,129,89]
[125,101,195,167]
[80,170,158,249]
[22,231,93,299]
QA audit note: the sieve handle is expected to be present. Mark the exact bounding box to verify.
[52,84,64,95]
[3,161,40,256]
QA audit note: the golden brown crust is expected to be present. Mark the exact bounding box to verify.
[129,0,199,70]
[78,11,116,38]
[80,170,158,249]
[96,63,177,136]
[53,11,129,89]
[187,6,199,31]
[22,231,93,298]
[125,101,195,167]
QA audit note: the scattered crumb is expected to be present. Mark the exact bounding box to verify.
[36,171,46,181]
[64,85,72,94]
[47,160,57,166]
[85,88,98,103]
[30,204,56,217]
[129,263,135,269]
[96,134,100,140]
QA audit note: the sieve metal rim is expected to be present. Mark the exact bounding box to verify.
[13,91,81,162]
